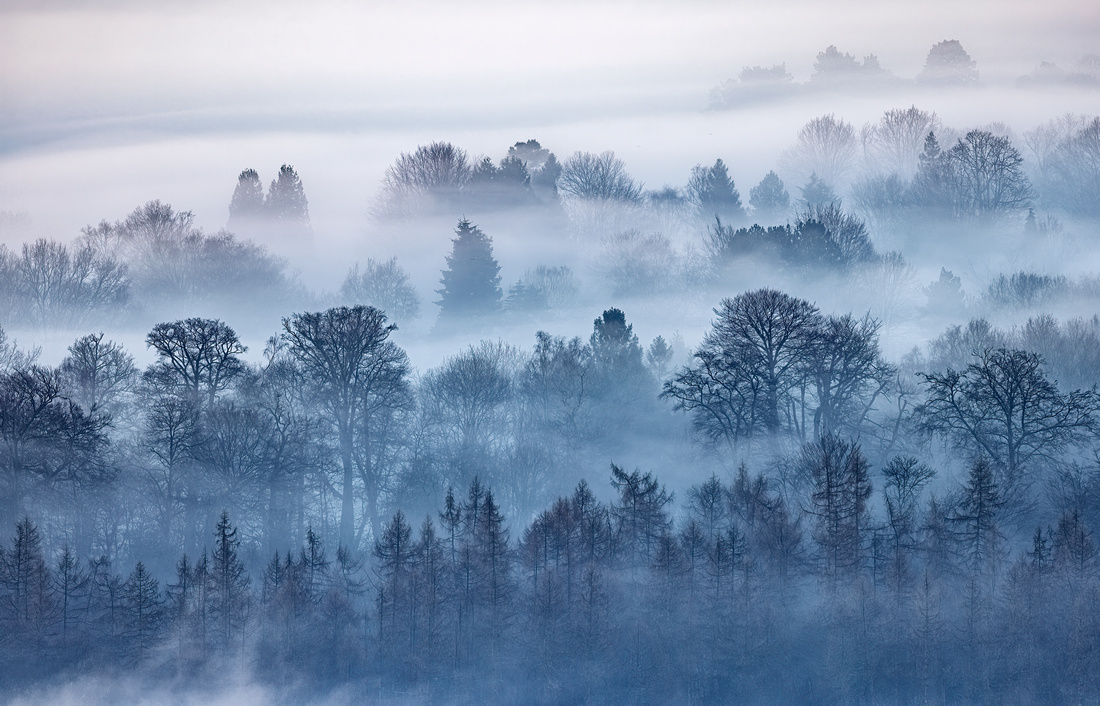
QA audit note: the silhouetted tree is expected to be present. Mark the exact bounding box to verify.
[435,219,502,322]
[917,348,1099,499]
[122,561,163,663]
[145,318,247,407]
[376,142,472,217]
[210,510,249,648]
[945,130,1033,220]
[283,305,408,548]
[610,464,672,568]
[59,333,136,414]
[802,433,872,583]
[882,456,935,593]
[665,289,820,444]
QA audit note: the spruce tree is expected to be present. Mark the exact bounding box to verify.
[436,218,502,322]
[689,159,744,223]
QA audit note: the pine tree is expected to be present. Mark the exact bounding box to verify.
[413,516,447,665]
[472,489,512,643]
[610,464,673,569]
[166,553,194,659]
[590,308,644,375]
[300,525,329,602]
[803,433,872,584]
[2,518,51,635]
[532,152,562,198]
[435,218,502,322]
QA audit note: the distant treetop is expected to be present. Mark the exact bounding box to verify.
[919,40,979,85]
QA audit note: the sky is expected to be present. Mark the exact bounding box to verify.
[2,0,1097,228]
[0,0,1098,335]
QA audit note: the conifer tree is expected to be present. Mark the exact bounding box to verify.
[749,171,790,223]
[688,159,745,223]
[211,511,250,648]
[953,457,1003,578]
[52,546,88,647]
[123,561,163,663]
[228,168,265,226]
[435,218,502,322]
[266,164,311,230]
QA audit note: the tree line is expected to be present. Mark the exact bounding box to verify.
[3,284,1100,697]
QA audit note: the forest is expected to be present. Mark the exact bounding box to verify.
[2,26,1100,705]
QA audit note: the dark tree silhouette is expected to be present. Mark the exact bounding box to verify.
[282,305,408,548]
[945,130,1033,219]
[145,318,247,407]
[435,219,502,322]
[665,289,820,442]
[122,561,163,663]
[802,433,872,583]
[59,333,137,414]
[211,510,250,648]
[917,348,1099,498]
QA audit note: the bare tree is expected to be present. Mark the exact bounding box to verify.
[881,456,936,593]
[59,333,137,414]
[283,305,409,548]
[781,114,858,188]
[375,142,472,218]
[10,239,129,327]
[664,289,820,446]
[340,257,421,322]
[145,319,247,407]
[559,151,643,203]
[861,106,941,177]
[801,433,872,583]
[945,130,1033,220]
[916,348,1100,500]
[420,341,515,490]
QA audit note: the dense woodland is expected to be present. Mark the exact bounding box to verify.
[2,90,1100,702]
